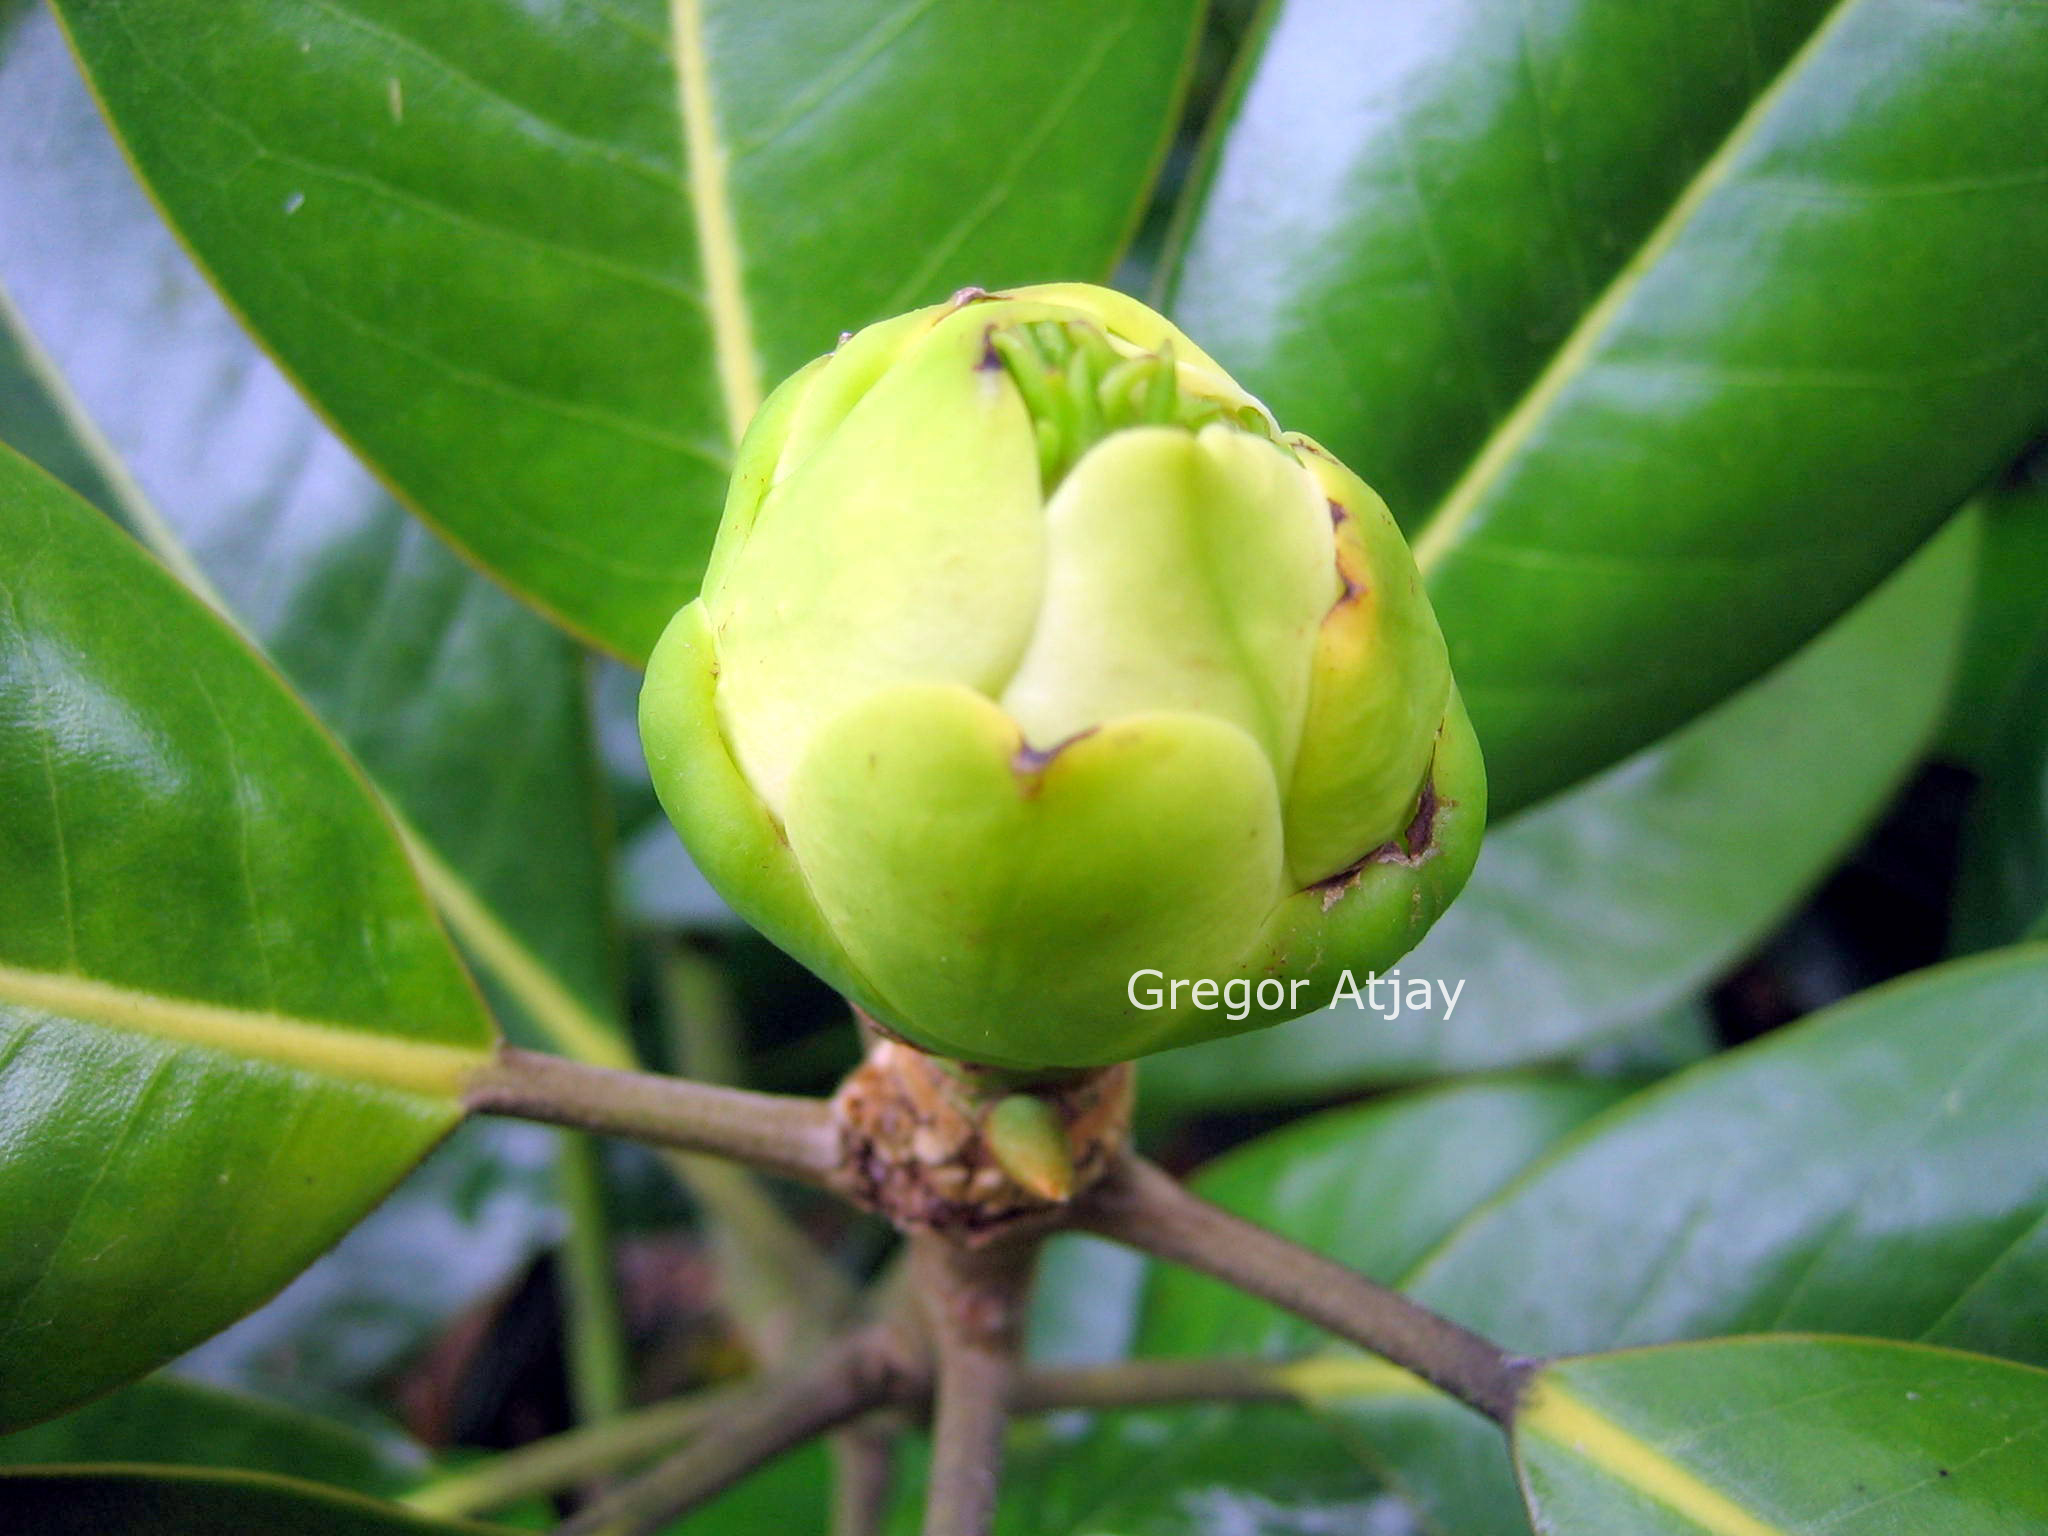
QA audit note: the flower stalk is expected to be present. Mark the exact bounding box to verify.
[463,1045,840,1188]
[912,1233,1040,1536]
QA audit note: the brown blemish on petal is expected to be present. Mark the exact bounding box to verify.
[950,286,994,308]
[1011,727,1097,796]
[1309,763,1442,910]
[1372,776,1439,868]
[1327,502,1368,610]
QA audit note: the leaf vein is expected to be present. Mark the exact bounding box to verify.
[294,0,680,183]
[0,962,484,1099]
[728,0,944,161]
[1913,1201,2048,1343]
[669,0,763,441]
[880,11,1136,313]
[0,1048,176,1345]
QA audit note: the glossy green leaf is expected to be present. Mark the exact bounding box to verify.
[1408,947,2048,1366]
[1515,1337,2048,1534]
[178,1119,563,1414]
[0,8,624,1067]
[0,1467,498,1534]
[0,449,495,1431]
[0,1378,422,1495]
[1138,949,2048,1533]
[1142,514,1975,1109]
[51,0,1201,661]
[0,41,803,1402]
[1170,0,2048,811]
[0,45,578,1418]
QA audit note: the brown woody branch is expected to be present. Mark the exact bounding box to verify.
[1073,1154,1533,1424]
[912,1232,1040,1536]
[464,1045,841,1189]
[830,1419,901,1536]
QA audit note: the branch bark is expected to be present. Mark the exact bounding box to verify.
[912,1234,1039,1536]
[464,1045,840,1189]
[1074,1155,1532,1423]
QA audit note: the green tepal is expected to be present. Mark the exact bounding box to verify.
[641,285,1484,1070]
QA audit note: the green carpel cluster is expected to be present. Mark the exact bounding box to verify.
[986,318,1276,491]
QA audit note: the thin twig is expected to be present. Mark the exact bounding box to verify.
[912,1234,1039,1536]
[402,1386,739,1519]
[653,948,855,1360]
[464,1045,841,1188]
[406,1352,1319,1519]
[830,1419,900,1536]
[659,943,747,1090]
[1074,1155,1533,1423]
[555,1132,633,1426]
[554,1332,899,1536]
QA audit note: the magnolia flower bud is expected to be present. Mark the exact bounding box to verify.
[642,284,1483,1071]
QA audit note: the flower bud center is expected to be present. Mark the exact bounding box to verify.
[986,319,1276,492]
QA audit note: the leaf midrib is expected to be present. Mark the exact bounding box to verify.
[0,961,485,1099]
[668,0,762,444]
[1518,1379,1786,1536]
[0,281,630,1076]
